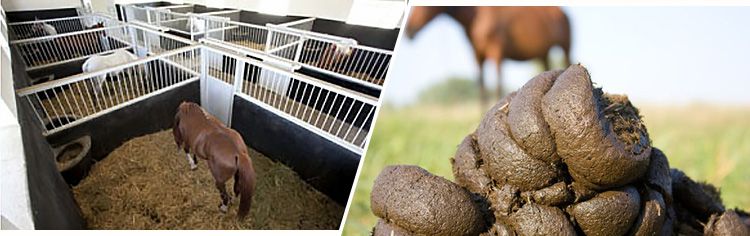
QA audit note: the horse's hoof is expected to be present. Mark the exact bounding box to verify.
[190,164,198,170]
[219,204,228,213]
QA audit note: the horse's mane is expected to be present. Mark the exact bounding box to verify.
[181,102,215,122]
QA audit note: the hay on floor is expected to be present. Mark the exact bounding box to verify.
[73,130,343,229]
[228,40,266,51]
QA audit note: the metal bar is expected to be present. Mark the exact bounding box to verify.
[25,46,132,71]
[276,17,315,28]
[43,77,199,136]
[199,9,241,16]
[17,45,202,96]
[235,93,364,155]
[202,45,377,105]
[10,25,125,44]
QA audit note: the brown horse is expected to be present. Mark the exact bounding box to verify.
[406,6,572,107]
[172,102,257,219]
[315,42,354,71]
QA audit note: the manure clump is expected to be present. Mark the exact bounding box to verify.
[369,64,750,236]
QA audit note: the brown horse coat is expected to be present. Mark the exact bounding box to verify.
[406,6,572,107]
[316,43,354,71]
[173,102,256,219]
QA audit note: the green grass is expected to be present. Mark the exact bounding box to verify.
[342,102,750,235]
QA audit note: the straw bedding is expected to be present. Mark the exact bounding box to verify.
[72,130,343,229]
[228,40,266,51]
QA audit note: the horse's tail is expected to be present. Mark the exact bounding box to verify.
[235,154,256,219]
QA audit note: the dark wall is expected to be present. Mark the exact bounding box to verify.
[133,1,175,7]
[46,81,200,161]
[311,19,400,50]
[116,1,174,21]
[111,2,398,49]
[239,11,305,25]
[5,8,79,23]
[25,61,85,86]
[192,4,230,14]
[231,97,359,205]
[11,48,86,230]
[295,68,380,98]
[16,95,87,229]
[10,44,199,228]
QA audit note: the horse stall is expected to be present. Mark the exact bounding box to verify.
[114,1,183,22]
[121,4,241,41]
[269,24,393,96]
[199,15,396,98]
[9,22,197,183]
[7,13,120,40]
[9,19,369,230]
[9,22,189,90]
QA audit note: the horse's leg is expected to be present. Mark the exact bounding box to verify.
[486,43,504,102]
[215,181,230,213]
[185,147,198,170]
[233,170,240,197]
[542,54,551,71]
[208,159,234,213]
[478,65,487,109]
[562,45,572,67]
[91,76,103,110]
[475,53,488,110]
[186,153,197,170]
[496,60,504,99]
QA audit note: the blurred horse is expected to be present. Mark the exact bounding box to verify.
[81,49,138,107]
[187,14,207,39]
[173,102,257,219]
[29,18,58,37]
[24,20,109,68]
[405,6,572,107]
[315,40,355,71]
[60,21,108,59]
[22,18,59,62]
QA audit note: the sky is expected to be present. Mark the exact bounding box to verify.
[383,7,750,106]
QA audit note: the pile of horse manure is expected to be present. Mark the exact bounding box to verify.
[73,130,343,229]
[369,64,750,236]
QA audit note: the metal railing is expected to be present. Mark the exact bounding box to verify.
[154,4,193,13]
[267,25,392,89]
[9,23,195,72]
[202,16,270,54]
[8,14,121,40]
[123,4,240,41]
[278,17,315,31]
[200,16,391,90]
[203,45,377,154]
[123,4,151,23]
[16,45,201,135]
[14,38,375,153]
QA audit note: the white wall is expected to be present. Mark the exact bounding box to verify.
[288,0,353,21]
[1,0,82,12]
[171,0,403,28]
[1,0,404,28]
[0,5,35,230]
[96,0,189,17]
[0,100,32,230]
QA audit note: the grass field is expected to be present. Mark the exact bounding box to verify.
[342,102,750,235]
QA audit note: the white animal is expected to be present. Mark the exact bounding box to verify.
[30,18,58,37]
[187,16,206,34]
[82,49,139,105]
